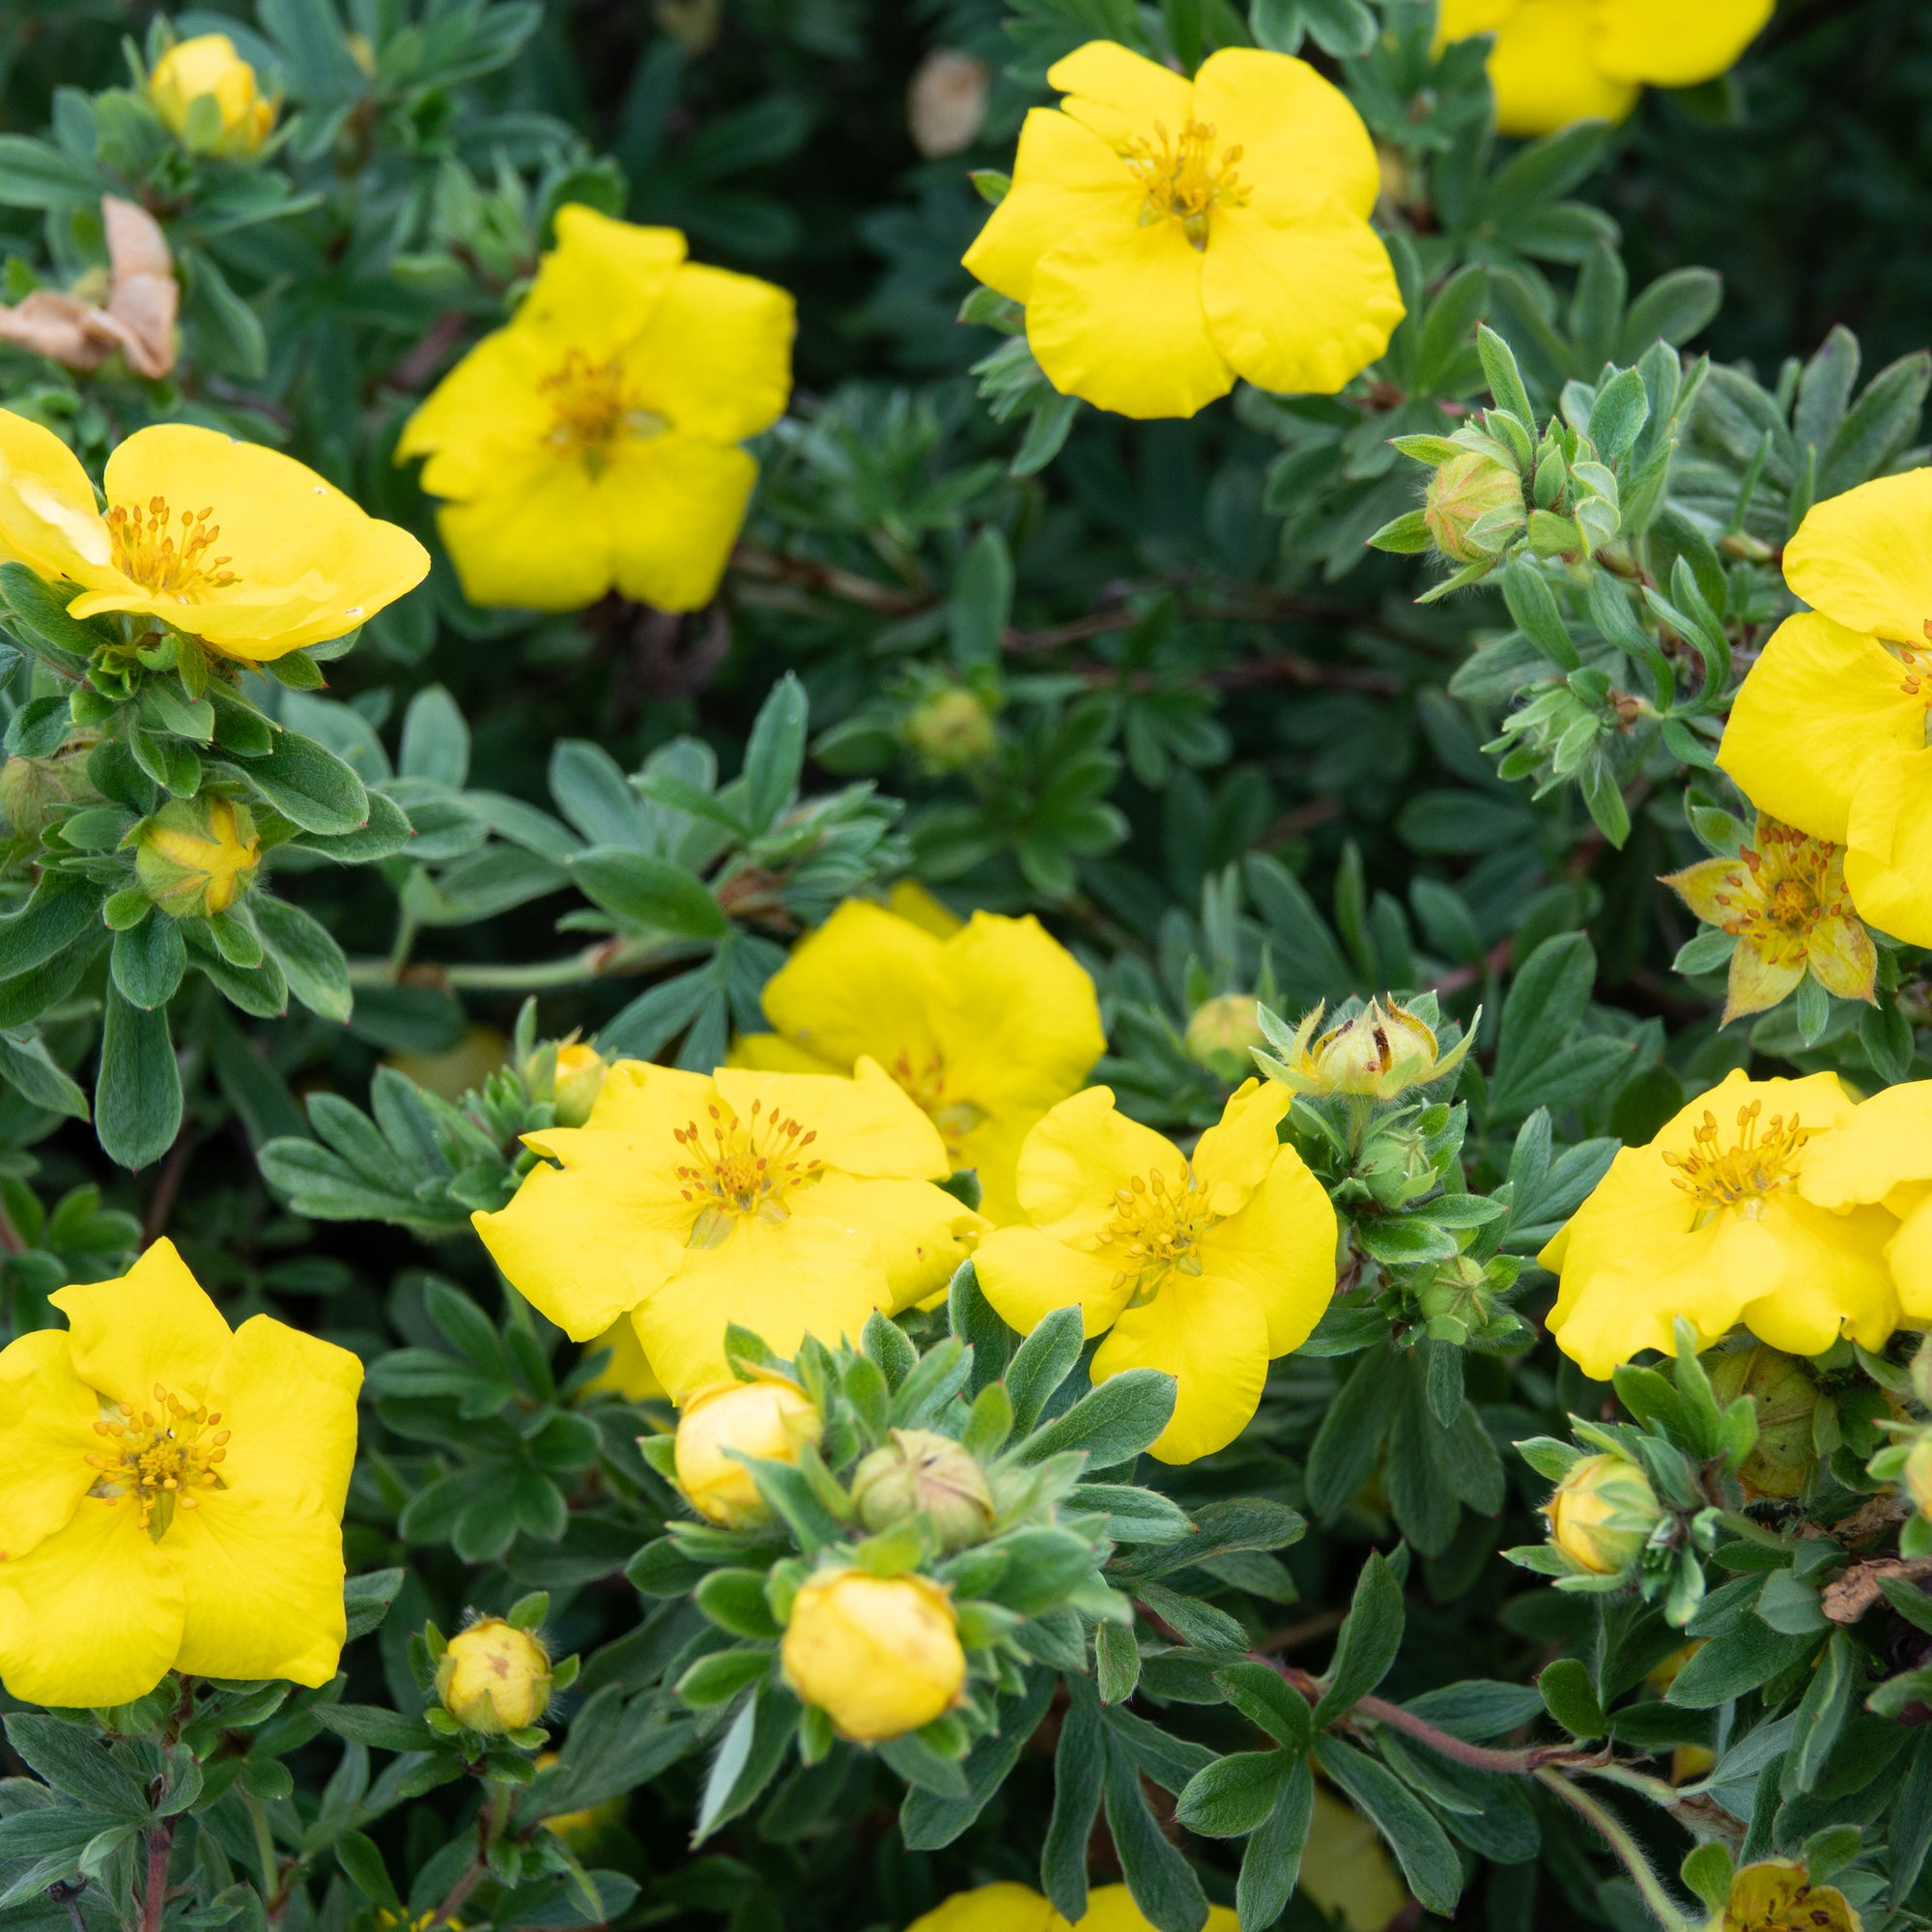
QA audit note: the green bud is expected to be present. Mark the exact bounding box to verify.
[903,686,997,773]
[1183,993,1265,1078]
[850,1428,995,1553]
[1704,1345,1821,1501]
[1424,450,1525,565]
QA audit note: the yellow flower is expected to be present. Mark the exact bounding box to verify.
[579,1317,667,1403]
[672,1375,821,1528]
[1436,0,1774,138]
[436,1618,553,1733]
[739,897,1105,1225]
[906,1885,1069,1932]
[780,1568,965,1742]
[0,411,427,664]
[472,1059,981,1399]
[0,1238,360,1708]
[1541,1069,1900,1378]
[1717,1861,1862,1932]
[1541,1453,1662,1574]
[550,1041,608,1126]
[975,1080,1338,1462]
[135,796,260,918]
[1298,1790,1407,1932]
[962,42,1403,420]
[149,34,277,156]
[397,205,793,614]
[1662,815,1877,1023]
[1079,1892,1237,1932]
[1265,997,1475,1101]
[1719,472,1932,946]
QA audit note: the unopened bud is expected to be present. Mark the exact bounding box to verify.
[1542,1453,1662,1577]
[148,34,277,156]
[133,796,260,918]
[1425,450,1525,565]
[851,1429,995,1553]
[0,750,95,839]
[436,1618,552,1734]
[904,687,997,773]
[1705,1346,1820,1501]
[673,1376,821,1529]
[1183,993,1266,1077]
[1266,997,1475,1102]
[548,1041,608,1126]
[1904,1438,1932,1520]
[781,1569,966,1742]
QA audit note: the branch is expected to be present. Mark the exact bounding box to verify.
[140,1819,175,1932]
[1534,1769,1701,1932]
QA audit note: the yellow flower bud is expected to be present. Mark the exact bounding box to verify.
[904,686,997,773]
[1424,449,1525,565]
[436,1619,553,1734]
[673,1376,821,1528]
[850,1429,996,1553]
[1542,1453,1662,1576]
[149,35,277,156]
[551,1041,609,1126]
[1267,997,1475,1101]
[133,796,261,919]
[781,1569,966,1742]
[1183,993,1266,1076]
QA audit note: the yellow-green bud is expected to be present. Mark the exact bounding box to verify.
[904,687,997,773]
[436,1619,553,1734]
[1425,450,1525,565]
[1705,1346,1821,1501]
[1542,1453,1662,1576]
[850,1429,995,1553]
[148,34,277,156]
[1268,997,1475,1101]
[1183,993,1266,1076]
[780,1569,966,1742]
[1904,1438,1932,1520]
[673,1376,821,1529]
[0,751,96,839]
[133,797,260,918]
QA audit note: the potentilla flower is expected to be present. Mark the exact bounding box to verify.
[0,1238,361,1708]
[1662,815,1876,1023]
[134,796,261,918]
[473,1060,982,1399]
[974,1080,1337,1462]
[735,897,1105,1225]
[961,42,1403,420]
[0,412,428,663]
[148,33,277,156]
[397,204,794,614]
[1542,1069,1899,1378]
[1436,0,1774,137]
[1719,471,1932,946]
[907,1887,1237,1932]
[1714,1862,1862,1932]
[1264,996,1476,1101]
[779,1567,966,1742]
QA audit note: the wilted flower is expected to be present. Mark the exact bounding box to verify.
[850,1429,996,1552]
[436,1618,553,1733]
[134,797,260,919]
[908,49,991,158]
[148,33,278,156]
[1902,1438,1932,1520]
[781,1568,966,1742]
[0,197,177,381]
[1262,996,1476,1101]
[672,1375,820,1528]
[1712,1861,1861,1932]
[1542,1453,1662,1575]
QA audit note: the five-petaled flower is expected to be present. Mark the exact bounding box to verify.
[1662,814,1876,1024]
[735,896,1105,1224]
[398,204,794,614]
[0,1238,361,1708]
[473,1059,982,1399]
[974,1080,1337,1462]
[962,41,1403,420]
[0,411,428,663]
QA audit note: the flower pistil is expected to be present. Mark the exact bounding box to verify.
[676,1098,822,1243]
[85,1385,229,1539]
[1123,119,1248,249]
[1662,1099,1811,1218]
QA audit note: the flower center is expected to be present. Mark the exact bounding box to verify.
[1662,1099,1812,1218]
[107,497,238,602]
[887,1049,986,1168]
[1122,119,1249,250]
[85,1384,228,1541]
[1105,1167,1210,1305]
[1706,823,1845,963]
[675,1098,822,1247]
[540,352,668,474]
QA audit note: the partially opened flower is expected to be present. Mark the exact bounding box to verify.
[398,204,794,613]
[975,1080,1337,1461]
[473,1059,981,1398]
[1719,471,1932,946]
[149,33,278,156]
[0,1238,361,1708]
[736,897,1105,1223]
[1662,815,1876,1023]
[0,412,428,663]
[0,197,177,380]
[1541,1069,1899,1377]
[962,42,1403,419]
[1437,0,1774,137]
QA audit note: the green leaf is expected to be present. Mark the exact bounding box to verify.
[96,984,182,1170]
[1537,1657,1606,1740]
[0,1027,88,1120]
[1104,1726,1208,1932]
[251,895,354,1023]
[111,915,186,1011]
[1041,1681,1104,1921]
[1214,1663,1314,1753]
[1314,1735,1463,1917]
[334,1833,401,1912]
[1314,1551,1404,1727]
[949,528,1012,672]
[1238,1757,1316,1929]
[1016,1368,1177,1468]
[1006,1303,1086,1435]
[741,673,808,833]
[237,735,371,836]
[570,847,729,937]
[1174,1750,1291,1837]
[0,876,101,982]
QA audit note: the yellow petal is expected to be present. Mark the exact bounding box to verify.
[1092,1270,1269,1463]
[1785,469,1932,646]
[906,1883,1068,1932]
[1718,612,1923,845]
[1026,220,1234,421]
[1079,1887,1237,1932]
[517,205,686,361]
[397,327,554,499]
[1736,1196,1899,1356]
[962,109,1142,306]
[165,1487,348,1687]
[953,1101,1039,1227]
[432,452,618,612]
[1801,1082,1932,1208]
[623,261,794,443]
[580,1317,668,1402]
[761,898,948,1073]
[1586,0,1773,85]
[605,433,759,613]
[0,407,114,585]
[52,1237,233,1410]
[634,1215,888,1398]
[975,1224,1135,1337]
[1046,42,1196,152]
[889,880,965,937]
[1887,1197,1932,1321]
[728,1032,845,1074]
[1721,945,1804,1025]
[713,1060,951,1179]
[0,1497,184,1707]
[1487,0,1641,137]
[1437,0,1523,31]
[1190,1077,1293,1215]
[201,1313,361,1520]
[1192,49,1380,222]
[0,1328,98,1563]
[1199,1145,1339,1356]
[807,1172,982,1312]
[1662,852,1747,927]
[1804,908,1879,1007]
[581,1058,719,1135]
[1844,747,1932,947]
[1548,1223,1754,1377]
[1013,1086,1187,1246]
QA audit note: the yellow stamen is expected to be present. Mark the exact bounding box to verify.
[1104,1165,1211,1305]
[106,496,238,602]
[674,1097,823,1244]
[539,351,668,474]
[1122,118,1249,250]
[1662,1099,1812,1216]
[84,1385,227,1540]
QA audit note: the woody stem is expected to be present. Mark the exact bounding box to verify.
[140,1818,174,1932]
